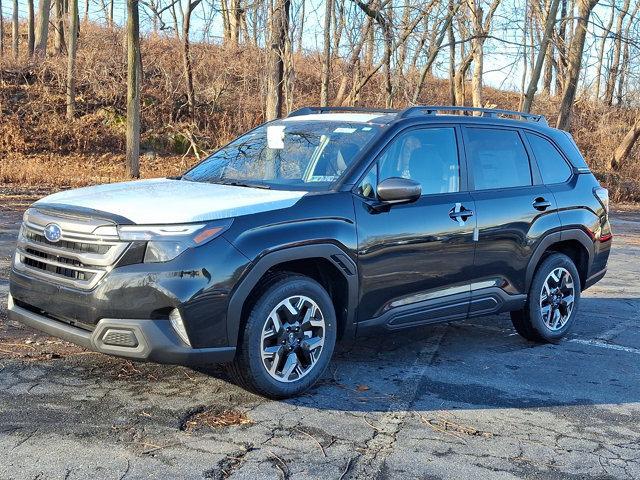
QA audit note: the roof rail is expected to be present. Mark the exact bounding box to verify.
[398,105,548,126]
[287,106,398,117]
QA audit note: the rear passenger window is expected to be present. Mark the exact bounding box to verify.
[466,128,532,190]
[525,132,572,184]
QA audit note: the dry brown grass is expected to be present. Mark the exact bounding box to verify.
[1,23,639,200]
[0,153,195,188]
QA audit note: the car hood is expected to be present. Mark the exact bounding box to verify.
[33,178,308,224]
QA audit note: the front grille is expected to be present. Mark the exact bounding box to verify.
[23,230,111,254]
[14,208,130,290]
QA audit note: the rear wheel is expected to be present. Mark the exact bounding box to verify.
[511,253,581,343]
[227,274,337,398]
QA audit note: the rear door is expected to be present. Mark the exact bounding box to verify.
[462,126,560,313]
[354,125,477,330]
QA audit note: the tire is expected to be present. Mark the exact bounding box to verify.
[511,252,581,343]
[227,273,337,399]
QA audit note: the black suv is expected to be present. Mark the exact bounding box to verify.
[8,106,612,398]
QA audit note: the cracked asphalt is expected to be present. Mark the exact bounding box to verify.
[1,193,639,480]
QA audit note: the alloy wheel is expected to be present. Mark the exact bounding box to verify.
[539,267,575,331]
[260,295,326,383]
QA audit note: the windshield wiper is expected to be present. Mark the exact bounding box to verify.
[214,179,271,189]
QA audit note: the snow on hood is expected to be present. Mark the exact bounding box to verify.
[34,178,307,224]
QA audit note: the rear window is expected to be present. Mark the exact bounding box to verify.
[466,128,532,190]
[525,132,572,184]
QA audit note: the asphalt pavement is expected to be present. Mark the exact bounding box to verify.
[0,194,638,480]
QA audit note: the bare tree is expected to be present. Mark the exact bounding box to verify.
[67,0,79,119]
[556,0,598,130]
[27,0,35,56]
[603,0,630,106]
[466,0,502,108]
[12,0,18,58]
[265,0,290,120]
[594,1,614,100]
[34,0,52,57]
[413,1,462,103]
[522,0,560,112]
[181,0,202,117]
[320,0,333,105]
[615,1,638,106]
[0,0,4,57]
[126,0,141,178]
[54,0,65,54]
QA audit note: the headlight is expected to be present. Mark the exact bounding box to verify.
[117,220,232,263]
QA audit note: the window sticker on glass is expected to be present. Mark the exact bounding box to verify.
[308,175,338,182]
[333,127,357,134]
[267,125,285,149]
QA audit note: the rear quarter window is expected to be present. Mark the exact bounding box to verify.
[525,132,572,184]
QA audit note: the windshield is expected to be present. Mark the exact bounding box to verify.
[182,120,382,190]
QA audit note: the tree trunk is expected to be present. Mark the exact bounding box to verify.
[55,0,64,54]
[610,118,640,171]
[12,0,18,58]
[265,0,289,120]
[320,0,332,106]
[296,0,305,52]
[412,0,461,103]
[448,0,456,104]
[594,1,614,100]
[66,0,78,119]
[0,0,4,57]
[34,0,52,57]
[556,0,598,131]
[542,45,553,94]
[603,0,629,106]
[468,0,484,108]
[229,0,241,45]
[109,0,114,27]
[523,0,560,112]
[383,2,392,108]
[554,0,567,96]
[182,1,200,118]
[27,0,35,55]
[615,2,638,106]
[126,0,141,178]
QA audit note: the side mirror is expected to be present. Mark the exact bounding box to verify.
[376,177,421,204]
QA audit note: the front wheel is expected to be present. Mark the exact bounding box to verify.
[227,274,337,398]
[511,253,581,343]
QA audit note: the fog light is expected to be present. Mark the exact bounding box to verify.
[169,308,191,347]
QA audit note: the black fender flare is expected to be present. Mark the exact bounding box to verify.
[226,244,359,346]
[525,228,594,292]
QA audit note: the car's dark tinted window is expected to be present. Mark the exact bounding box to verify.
[525,132,572,184]
[376,127,460,195]
[466,128,532,190]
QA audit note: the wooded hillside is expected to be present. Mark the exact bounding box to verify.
[1,0,639,201]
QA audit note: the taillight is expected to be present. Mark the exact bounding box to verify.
[593,187,609,214]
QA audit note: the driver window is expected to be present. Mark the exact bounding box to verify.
[377,128,461,195]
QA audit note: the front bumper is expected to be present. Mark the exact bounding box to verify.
[7,294,236,365]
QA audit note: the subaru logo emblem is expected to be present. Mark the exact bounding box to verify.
[44,223,62,243]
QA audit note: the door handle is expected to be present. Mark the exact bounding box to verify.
[449,203,474,226]
[532,197,551,211]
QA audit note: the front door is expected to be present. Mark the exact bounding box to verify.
[354,125,477,331]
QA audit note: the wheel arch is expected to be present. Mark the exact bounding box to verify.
[226,244,358,347]
[525,229,594,292]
